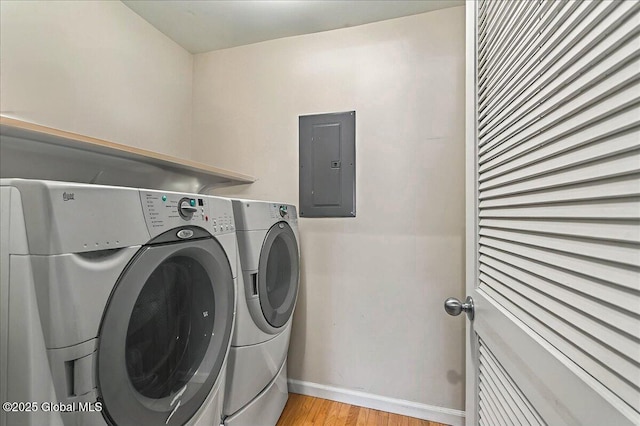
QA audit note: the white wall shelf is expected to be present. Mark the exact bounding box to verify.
[0,116,255,193]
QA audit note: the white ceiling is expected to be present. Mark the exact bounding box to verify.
[122,0,464,54]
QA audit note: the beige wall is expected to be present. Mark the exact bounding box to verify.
[0,0,193,158]
[193,7,466,411]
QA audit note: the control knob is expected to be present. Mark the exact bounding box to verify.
[279,205,288,218]
[178,198,197,220]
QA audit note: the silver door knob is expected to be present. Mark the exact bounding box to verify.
[444,296,474,320]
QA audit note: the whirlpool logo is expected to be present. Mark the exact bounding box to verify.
[62,192,75,201]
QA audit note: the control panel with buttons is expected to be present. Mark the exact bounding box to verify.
[269,203,297,222]
[139,190,235,239]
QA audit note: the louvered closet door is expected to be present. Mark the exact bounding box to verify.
[464,1,640,425]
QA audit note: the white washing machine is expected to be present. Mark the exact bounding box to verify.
[0,179,238,426]
[223,200,300,426]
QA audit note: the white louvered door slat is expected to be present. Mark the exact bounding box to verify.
[479,1,626,125]
[464,1,640,425]
[480,344,544,426]
[480,129,640,190]
[480,150,640,200]
[479,382,509,426]
[478,0,571,96]
[480,1,639,132]
[479,105,640,177]
[479,345,544,426]
[479,255,637,340]
[480,79,640,162]
[479,400,500,426]
[480,179,640,210]
[479,1,568,107]
[482,375,522,426]
[479,1,529,69]
[479,199,640,219]
[479,236,637,289]
[478,263,639,363]
[478,0,538,88]
[480,27,640,143]
[478,245,637,310]
[480,227,639,266]
[481,43,640,146]
[478,0,543,78]
[479,0,583,117]
[479,218,639,243]
[481,363,524,426]
[479,279,640,413]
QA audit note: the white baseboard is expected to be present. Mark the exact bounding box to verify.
[287,379,465,426]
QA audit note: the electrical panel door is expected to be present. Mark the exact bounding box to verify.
[299,111,355,217]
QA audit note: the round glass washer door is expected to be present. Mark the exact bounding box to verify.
[97,237,234,426]
[257,221,300,330]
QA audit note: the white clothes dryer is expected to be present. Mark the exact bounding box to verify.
[0,179,238,426]
[223,200,299,426]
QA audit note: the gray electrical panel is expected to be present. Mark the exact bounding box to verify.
[299,111,355,217]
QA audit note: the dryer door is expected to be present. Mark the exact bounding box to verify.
[97,237,234,426]
[257,221,300,330]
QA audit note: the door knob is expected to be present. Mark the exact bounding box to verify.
[444,296,474,320]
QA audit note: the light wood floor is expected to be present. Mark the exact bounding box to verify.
[276,394,449,426]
